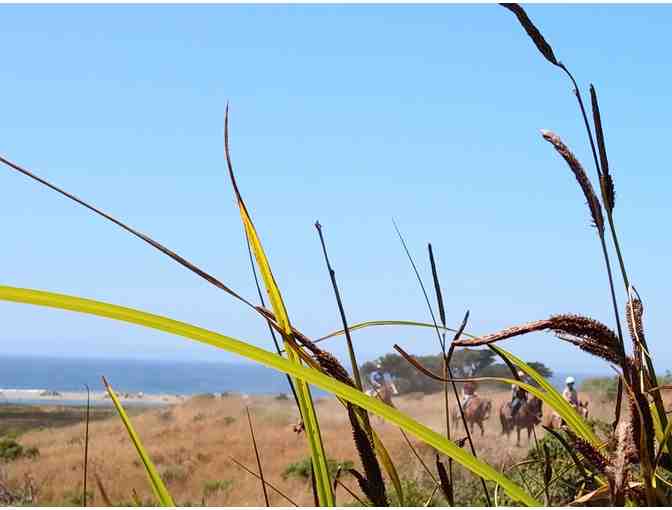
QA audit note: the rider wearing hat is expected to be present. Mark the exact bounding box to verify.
[369,362,398,400]
[563,376,579,408]
[462,380,478,408]
[511,370,529,417]
[369,362,385,391]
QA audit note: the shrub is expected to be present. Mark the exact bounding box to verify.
[161,465,189,484]
[390,479,448,507]
[202,479,233,498]
[218,416,236,427]
[0,437,37,461]
[63,489,94,506]
[0,438,24,461]
[283,457,354,480]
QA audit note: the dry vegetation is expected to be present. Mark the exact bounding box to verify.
[3,389,617,506]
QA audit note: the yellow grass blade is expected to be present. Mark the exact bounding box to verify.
[225,108,333,506]
[489,346,599,446]
[317,319,465,342]
[371,428,403,506]
[102,377,175,507]
[0,285,539,506]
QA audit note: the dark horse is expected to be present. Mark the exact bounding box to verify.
[500,396,543,446]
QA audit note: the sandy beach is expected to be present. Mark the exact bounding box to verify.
[0,388,184,406]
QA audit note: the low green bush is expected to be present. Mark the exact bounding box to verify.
[283,457,354,480]
[203,479,233,498]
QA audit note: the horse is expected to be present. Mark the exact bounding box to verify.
[365,385,395,408]
[545,400,589,429]
[500,396,543,446]
[451,396,492,436]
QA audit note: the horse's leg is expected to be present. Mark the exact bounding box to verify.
[516,426,521,447]
[479,420,484,437]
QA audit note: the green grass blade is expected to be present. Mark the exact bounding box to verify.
[225,109,333,506]
[102,377,175,507]
[316,319,465,342]
[371,429,403,506]
[489,345,599,446]
[0,285,539,506]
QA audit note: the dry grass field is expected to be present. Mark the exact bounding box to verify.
[2,388,617,506]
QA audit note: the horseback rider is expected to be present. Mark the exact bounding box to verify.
[563,376,579,408]
[369,362,385,392]
[462,380,478,408]
[511,370,529,417]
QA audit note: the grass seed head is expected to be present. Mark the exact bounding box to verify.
[541,130,605,234]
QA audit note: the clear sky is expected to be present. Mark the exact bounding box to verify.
[1,4,670,374]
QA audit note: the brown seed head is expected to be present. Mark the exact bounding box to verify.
[500,4,561,67]
[541,130,605,234]
[625,287,645,358]
[590,84,616,213]
[453,314,623,366]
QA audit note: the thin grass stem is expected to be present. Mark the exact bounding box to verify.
[83,384,90,508]
[392,220,491,506]
[245,407,270,506]
[229,458,298,507]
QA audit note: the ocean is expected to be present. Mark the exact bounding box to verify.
[0,355,297,397]
[0,355,603,406]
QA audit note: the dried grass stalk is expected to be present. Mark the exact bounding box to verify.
[607,421,634,506]
[590,85,616,213]
[500,4,561,67]
[626,286,646,358]
[453,314,622,365]
[541,130,605,234]
[567,432,610,475]
[624,358,655,466]
[347,406,388,506]
[435,455,453,504]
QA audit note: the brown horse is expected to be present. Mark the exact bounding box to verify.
[545,400,589,429]
[500,396,543,446]
[365,385,395,408]
[451,397,492,436]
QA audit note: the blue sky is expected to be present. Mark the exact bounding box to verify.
[1,4,670,374]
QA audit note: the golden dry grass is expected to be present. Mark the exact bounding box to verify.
[4,388,616,506]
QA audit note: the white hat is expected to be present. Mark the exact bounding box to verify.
[517,371,525,377]
[565,376,575,385]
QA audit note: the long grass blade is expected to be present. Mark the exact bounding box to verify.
[224,106,333,506]
[316,319,466,344]
[0,285,539,506]
[490,346,599,445]
[0,156,254,310]
[244,229,301,410]
[369,425,403,506]
[395,343,598,447]
[245,407,270,506]
[229,457,298,507]
[314,221,364,392]
[94,473,113,507]
[83,384,91,508]
[392,221,491,505]
[102,377,174,506]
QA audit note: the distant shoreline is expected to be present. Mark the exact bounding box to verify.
[0,388,184,407]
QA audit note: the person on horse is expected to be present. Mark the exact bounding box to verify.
[369,362,385,393]
[563,376,579,408]
[462,380,478,408]
[511,370,529,417]
[369,362,398,405]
